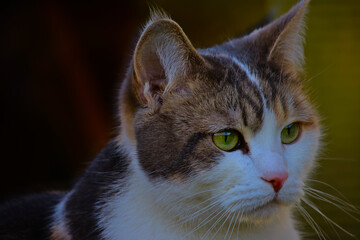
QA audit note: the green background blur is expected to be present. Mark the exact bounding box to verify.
[1,0,359,239]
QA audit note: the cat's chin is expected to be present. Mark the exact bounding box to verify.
[243,199,290,222]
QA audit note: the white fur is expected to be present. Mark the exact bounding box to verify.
[97,107,320,239]
[231,57,268,107]
[231,57,259,86]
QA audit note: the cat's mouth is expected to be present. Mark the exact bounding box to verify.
[253,199,276,210]
[246,197,284,216]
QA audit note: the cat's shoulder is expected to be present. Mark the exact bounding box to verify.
[0,192,65,240]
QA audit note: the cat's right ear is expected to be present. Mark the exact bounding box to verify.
[132,12,205,109]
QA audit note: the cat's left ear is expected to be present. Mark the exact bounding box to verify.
[132,12,205,109]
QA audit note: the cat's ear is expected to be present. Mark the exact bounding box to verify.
[267,0,309,75]
[132,12,205,108]
[236,0,309,76]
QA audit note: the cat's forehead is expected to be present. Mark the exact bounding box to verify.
[173,52,316,133]
[198,54,265,132]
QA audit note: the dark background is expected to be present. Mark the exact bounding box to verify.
[1,0,359,239]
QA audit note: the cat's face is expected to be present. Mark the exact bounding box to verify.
[133,55,320,222]
[121,0,320,224]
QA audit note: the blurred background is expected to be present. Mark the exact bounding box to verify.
[0,0,359,239]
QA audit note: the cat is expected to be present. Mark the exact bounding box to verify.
[0,0,325,239]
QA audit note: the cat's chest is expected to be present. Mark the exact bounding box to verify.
[101,214,299,240]
[98,188,299,240]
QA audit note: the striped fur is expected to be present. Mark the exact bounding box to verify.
[1,1,322,239]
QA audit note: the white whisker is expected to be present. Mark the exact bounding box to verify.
[197,208,227,239]
[236,209,245,239]
[208,207,234,240]
[177,192,224,225]
[304,187,359,220]
[224,210,237,240]
[296,203,327,240]
[185,202,224,237]
[228,206,242,240]
[302,198,356,238]
[307,179,352,201]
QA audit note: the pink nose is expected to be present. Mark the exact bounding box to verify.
[261,172,288,193]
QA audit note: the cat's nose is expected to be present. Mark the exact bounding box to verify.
[261,171,288,193]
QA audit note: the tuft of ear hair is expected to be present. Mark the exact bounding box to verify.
[132,10,205,110]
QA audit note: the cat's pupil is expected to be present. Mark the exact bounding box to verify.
[287,127,291,135]
[224,133,229,142]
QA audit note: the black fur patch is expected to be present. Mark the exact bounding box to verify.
[64,141,129,240]
[0,193,65,240]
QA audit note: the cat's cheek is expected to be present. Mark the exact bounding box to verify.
[277,181,305,205]
[202,152,272,206]
[284,127,321,181]
[207,151,255,189]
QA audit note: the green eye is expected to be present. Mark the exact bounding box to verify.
[213,130,240,151]
[281,122,301,144]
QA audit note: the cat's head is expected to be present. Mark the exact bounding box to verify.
[120,0,320,224]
